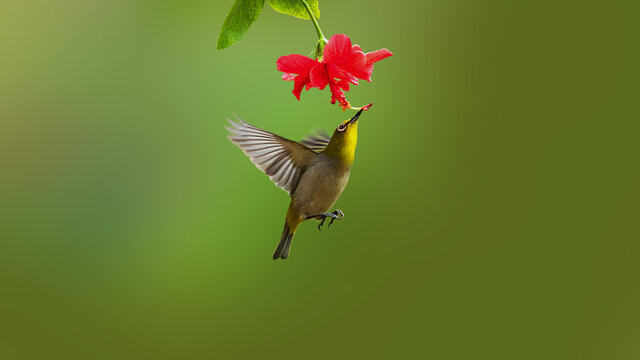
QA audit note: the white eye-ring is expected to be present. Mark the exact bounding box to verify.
[337,124,347,132]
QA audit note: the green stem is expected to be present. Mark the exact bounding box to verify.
[299,0,326,42]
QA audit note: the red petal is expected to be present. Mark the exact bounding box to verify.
[323,34,352,64]
[346,68,371,82]
[336,79,350,92]
[341,47,369,81]
[330,86,346,105]
[365,49,393,66]
[327,77,350,107]
[309,64,329,89]
[345,47,366,69]
[277,54,318,74]
[331,88,348,106]
[282,73,296,81]
[292,74,310,100]
[327,63,358,85]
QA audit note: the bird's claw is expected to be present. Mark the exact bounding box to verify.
[328,209,344,228]
[318,217,326,230]
[317,209,344,231]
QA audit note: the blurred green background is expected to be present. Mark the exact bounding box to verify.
[1,0,637,359]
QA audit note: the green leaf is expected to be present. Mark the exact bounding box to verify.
[268,0,320,20]
[217,0,265,50]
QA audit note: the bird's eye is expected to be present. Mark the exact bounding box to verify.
[337,124,347,132]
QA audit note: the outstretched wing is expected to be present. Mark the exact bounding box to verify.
[300,129,331,152]
[227,116,316,195]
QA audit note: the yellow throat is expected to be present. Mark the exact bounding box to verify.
[323,119,358,165]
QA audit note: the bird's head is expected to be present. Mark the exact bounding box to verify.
[323,108,365,165]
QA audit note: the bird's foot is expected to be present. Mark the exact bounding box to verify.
[317,209,344,231]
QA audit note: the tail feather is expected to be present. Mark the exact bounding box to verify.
[273,201,302,259]
[273,226,294,259]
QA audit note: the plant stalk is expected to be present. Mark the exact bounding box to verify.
[299,0,327,43]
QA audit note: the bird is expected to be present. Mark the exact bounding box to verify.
[227,108,368,259]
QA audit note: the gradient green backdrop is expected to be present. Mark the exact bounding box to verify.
[1,0,637,359]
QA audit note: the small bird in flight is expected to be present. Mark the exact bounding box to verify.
[227,108,368,259]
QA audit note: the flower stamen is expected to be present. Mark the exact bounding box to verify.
[349,102,373,111]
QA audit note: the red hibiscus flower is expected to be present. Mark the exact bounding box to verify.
[277,34,393,110]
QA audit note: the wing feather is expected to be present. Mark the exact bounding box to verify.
[300,129,331,152]
[227,116,316,195]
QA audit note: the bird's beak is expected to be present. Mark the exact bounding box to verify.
[348,109,364,124]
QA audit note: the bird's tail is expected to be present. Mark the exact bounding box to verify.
[273,226,294,259]
[273,202,302,259]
